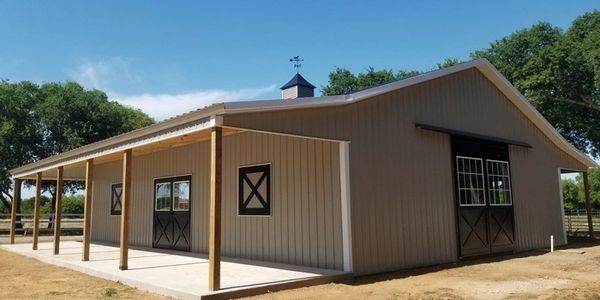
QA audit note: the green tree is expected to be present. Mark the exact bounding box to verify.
[437,57,463,69]
[0,81,45,224]
[20,195,52,214]
[561,178,583,209]
[584,168,600,209]
[321,68,357,96]
[61,195,84,214]
[0,80,154,223]
[562,168,600,210]
[471,11,600,158]
[321,58,461,96]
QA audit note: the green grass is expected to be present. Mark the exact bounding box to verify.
[103,287,118,297]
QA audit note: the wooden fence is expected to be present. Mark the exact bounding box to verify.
[0,213,83,234]
[564,209,600,234]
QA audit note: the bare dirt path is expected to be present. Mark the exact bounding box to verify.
[3,237,600,299]
[248,239,600,300]
[0,245,168,299]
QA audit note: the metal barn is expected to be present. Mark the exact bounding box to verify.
[8,59,597,292]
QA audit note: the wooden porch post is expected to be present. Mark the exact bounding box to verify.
[53,166,64,255]
[82,159,94,261]
[32,172,42,250]
[119,149,132,270]
[9,178,21,244]
[209,126,222,291]
[583,171,594,240]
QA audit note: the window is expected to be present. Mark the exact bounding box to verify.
[155,182,172,211]
[456,156,486,206]
[154,176,191,212]
[173,180,190,211]
[238,164,271,215]
[487,160,512,205]
[111,183,122,215]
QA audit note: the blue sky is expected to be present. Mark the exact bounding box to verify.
[4,1,596,197]
[0,0,600,197]
[1,1,598,121]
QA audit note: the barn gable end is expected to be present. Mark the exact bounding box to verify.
[222,67,587,275]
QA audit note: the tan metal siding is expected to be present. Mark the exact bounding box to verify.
[221,132,343,269]
[90,160,121,243]
[90,131,343,270]
[222,68,588,275]
[91,143,211,250]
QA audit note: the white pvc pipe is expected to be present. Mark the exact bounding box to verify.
[550,235,554,252]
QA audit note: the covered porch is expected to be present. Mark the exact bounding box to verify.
[1,241,349,299]
[8,112,353,293]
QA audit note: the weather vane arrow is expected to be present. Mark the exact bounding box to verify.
[289,56,304,74]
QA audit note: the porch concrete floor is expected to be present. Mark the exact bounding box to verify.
[1,241,346,299]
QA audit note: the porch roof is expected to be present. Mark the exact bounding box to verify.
[10,58,597,179]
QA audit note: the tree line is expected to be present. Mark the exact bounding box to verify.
[0,81,153,226]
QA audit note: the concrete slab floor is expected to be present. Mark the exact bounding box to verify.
[1,241,346,299]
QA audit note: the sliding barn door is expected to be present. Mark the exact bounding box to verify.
[453,137,515,258]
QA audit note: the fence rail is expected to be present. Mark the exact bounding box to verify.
[564,209,600,234]
[0,213,83,233]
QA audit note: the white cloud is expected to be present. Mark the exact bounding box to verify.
[114,85,277,121]
[68,57,277,121]
[68,57,138,91]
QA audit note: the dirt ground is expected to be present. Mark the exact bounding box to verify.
[0,244,168,299]
[3,237,600,299]
[249,239,600,300]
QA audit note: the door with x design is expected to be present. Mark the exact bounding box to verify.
[452,137,515,258]
[153,176,191,252]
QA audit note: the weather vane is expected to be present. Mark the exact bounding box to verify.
[289,56,304,74]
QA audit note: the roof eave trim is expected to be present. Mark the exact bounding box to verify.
[10,105,226,177]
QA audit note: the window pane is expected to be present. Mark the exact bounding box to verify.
[456,156,486,206]
[173,181,190,211]
[486,160,512,205]
[155,182,172,211]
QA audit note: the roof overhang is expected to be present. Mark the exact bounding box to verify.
[10,105,224,179]
[10,58,597,178]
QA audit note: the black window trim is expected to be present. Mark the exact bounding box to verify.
[110,183,123,216]
[238,163,272,216]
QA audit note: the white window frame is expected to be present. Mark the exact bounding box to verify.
[172,180,191,212]
[486,159,513,206]
[155,182,172,212]
[456,156,487,207]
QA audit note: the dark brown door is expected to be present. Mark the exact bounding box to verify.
[153,176,191,252]
[453,137,515,259]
